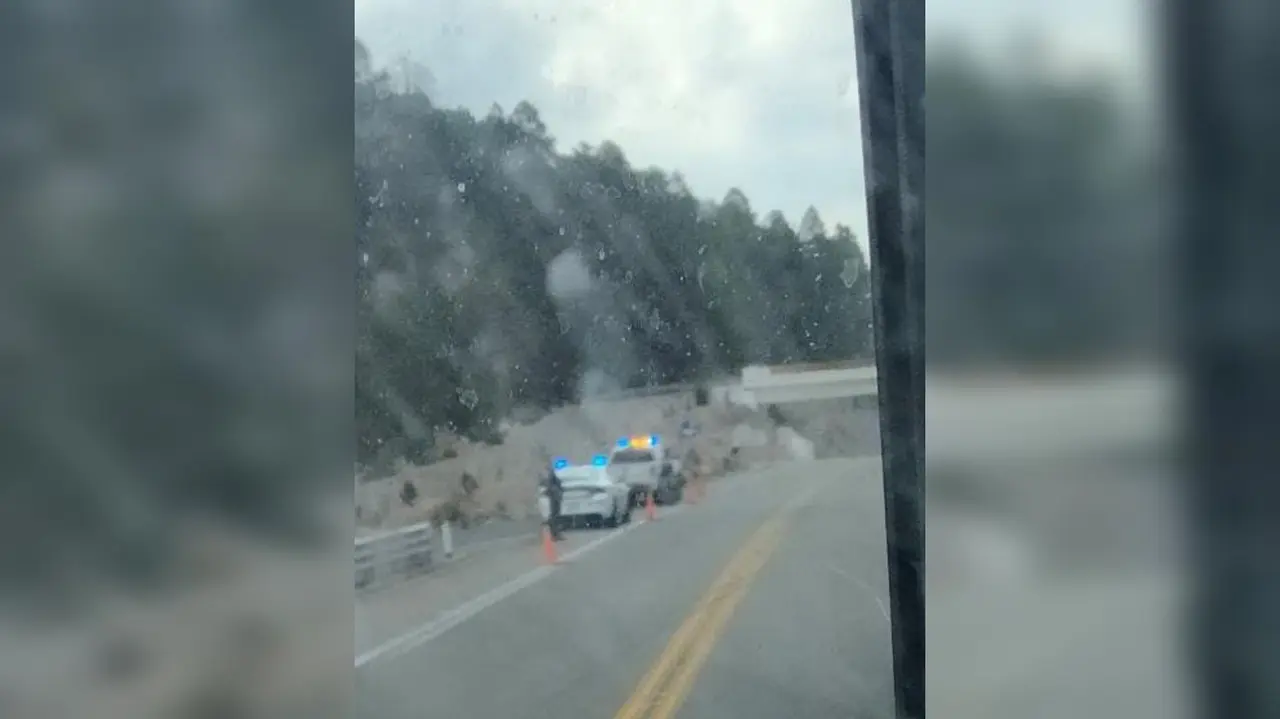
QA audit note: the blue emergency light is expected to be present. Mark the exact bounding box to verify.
[552,457,569,470]
[616,437,629,448]
[591,454,608,467]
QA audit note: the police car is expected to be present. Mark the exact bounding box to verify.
[608,434,684,507]
[538,456,633,529]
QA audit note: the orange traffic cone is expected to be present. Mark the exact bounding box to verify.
[645,492,657,521]
[541,526,558,565]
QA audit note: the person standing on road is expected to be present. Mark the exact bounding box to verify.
[544,465,565,541]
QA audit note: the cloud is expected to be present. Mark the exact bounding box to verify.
[355,0,869,241]
[355,0,1148,249]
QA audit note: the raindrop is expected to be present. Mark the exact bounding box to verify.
[457,387,479,409]
[457,182,467,193]
[840,259,860,288]
[598,249,606,260]
[559,227,566,236]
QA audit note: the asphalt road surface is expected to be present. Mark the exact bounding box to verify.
[448,515,544,555]
[355,457,895,719]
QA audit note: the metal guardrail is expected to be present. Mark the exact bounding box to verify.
[582,376,739,402]
[583,382,696,401]
[355,520,435,590]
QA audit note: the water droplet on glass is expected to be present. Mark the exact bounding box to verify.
[457,182,467,193]
[457,388,479,410]
[840,259,859,288]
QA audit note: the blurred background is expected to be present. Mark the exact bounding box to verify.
[1,2,352,718]
[926,2,1183,719]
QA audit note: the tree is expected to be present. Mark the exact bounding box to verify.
[797,206,827,243]
[353,45,876,469]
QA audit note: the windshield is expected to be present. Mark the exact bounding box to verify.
[609,449,656,465]
[353,1,900,718]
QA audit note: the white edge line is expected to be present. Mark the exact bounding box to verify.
[356,519,646,668]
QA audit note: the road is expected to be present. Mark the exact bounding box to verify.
[355,457,895,719]
[447,515,544,555]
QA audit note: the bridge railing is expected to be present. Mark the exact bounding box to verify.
[355,520,434,591]
[740,364,879,403]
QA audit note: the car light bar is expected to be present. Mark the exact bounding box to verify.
[620,434,660,449]
[552,457,569,470]
[592,454,608,466]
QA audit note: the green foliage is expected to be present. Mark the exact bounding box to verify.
[354,46,873,467]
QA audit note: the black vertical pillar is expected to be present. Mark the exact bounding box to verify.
[851,1,925,717]
[1169,1,1280,717]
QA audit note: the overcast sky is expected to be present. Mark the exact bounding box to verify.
[355,0,1150,247]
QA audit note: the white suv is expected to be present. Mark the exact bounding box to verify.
[607,435,684,506]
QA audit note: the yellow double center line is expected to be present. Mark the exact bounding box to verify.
[613,513,791,719]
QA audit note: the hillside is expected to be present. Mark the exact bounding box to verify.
[355,42,876,471]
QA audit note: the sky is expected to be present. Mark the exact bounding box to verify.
[354,0,1150,249]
